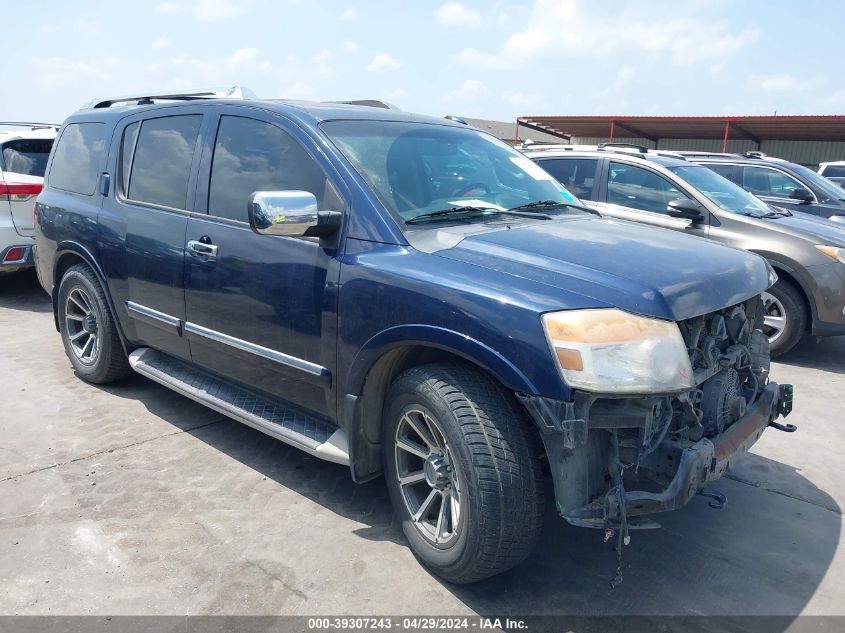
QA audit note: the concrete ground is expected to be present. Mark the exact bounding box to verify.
[0,269,842,618]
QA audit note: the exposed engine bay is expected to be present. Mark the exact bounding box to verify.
[520,294,794,532]
[519,294,794,586]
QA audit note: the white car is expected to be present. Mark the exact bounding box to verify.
[818,160,845,189]
[0,123,57,273]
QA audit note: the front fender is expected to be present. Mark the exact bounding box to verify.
[347,324,543,397]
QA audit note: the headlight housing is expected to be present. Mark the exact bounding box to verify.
[815,245,845,264]
[542,309,694,394]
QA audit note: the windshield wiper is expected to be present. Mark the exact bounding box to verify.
[508,200,599,215]
[406,205,553,225]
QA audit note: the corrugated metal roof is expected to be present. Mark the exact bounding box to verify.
[517,115,845,143]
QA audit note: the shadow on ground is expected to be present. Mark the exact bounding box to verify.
[0,269,51,313]
[99,373,840,623]
[776,334,845,374]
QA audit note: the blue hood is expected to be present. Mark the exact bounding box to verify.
[434,216,771,321]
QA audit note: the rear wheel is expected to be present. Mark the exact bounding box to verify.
[762,279,806,357]
[383,363,545,584]
[58,264,131,383]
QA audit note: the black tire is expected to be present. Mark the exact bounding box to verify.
[57,264,131,383]
[764,279,806,358]
[383,363,545,584]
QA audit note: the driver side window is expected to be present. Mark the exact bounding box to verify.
[606,162,691,214]
[207,115,342,223]
[741,166,804,199]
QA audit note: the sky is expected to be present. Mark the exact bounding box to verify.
[2,0,843,124]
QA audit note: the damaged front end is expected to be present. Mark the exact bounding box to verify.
[520,295,795,533]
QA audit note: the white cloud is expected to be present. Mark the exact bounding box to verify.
[339,7,357,21]
[502,90,545,109]
[753,73,822,93]
[342,40,359,54]
[442,79,489,103]
[454,0,758,71]
[72,17,101,33]
[152,36,171,50]
[228,47,258,66]
[435,2,482,29]
[367,53,403,72]
[155,0,247,21]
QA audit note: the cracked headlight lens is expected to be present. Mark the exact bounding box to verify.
[542,308,695,394]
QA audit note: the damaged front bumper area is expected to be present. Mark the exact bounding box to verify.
[519,380,794,530]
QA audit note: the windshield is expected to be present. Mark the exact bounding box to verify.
[789,163,845,202]
[321,120,586,224]
[668,165,772,216]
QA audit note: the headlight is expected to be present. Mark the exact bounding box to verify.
[815,244,845,264]
[542,308,694,394]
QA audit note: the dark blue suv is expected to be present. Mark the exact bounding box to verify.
[34,90,793,583]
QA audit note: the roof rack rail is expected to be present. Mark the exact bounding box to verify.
[514,139,573,151]
[0,121,60,129]
[86,86,257,109]
[745,151,767,159]
[675,151,743,158]
[597,142,649,153]
[325,99,401,110]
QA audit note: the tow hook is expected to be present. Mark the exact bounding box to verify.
[698,487,727,509]
[769,420,797,432]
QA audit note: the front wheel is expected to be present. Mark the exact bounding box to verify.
[762,280,806,357]
[383,363,545,584]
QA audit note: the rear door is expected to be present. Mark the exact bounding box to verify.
[99,109,206,361]
[0,137,53,236]
[592,160,709,237]
[183,109,345,418]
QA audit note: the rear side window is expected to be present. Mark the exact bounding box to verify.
[822,165,845,178]
[207,115,341,222]
[1,139,53,177]
[48,123,107,195]
[126,115,202,210]
[705,163,742,185]
[536,158,598,199]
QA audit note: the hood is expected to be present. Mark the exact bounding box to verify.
[750,210,845,246]
[432,216,771,322]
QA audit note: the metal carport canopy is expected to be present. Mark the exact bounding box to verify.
[515,115,845,149]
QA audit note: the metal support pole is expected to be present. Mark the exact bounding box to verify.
[722,120,730,153]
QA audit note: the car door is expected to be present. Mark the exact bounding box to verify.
[591,160,709,238]
[738,164,821,216]
[183,110,345,419]
[99,109,207,361]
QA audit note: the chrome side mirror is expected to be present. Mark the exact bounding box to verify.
[248,190,341,238]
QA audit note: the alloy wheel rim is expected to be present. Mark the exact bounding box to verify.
[64,287,100,365]
[394,408,462,547]
[761,291,787,344]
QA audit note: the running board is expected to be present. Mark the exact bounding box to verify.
[128,348,349,465]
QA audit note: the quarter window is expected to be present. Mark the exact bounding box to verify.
[741,166,805,199]
[606,162,691,213]
[126,115,202,210]
[536,158,598,200]
[207,116,341,223]
[47,122,107,196]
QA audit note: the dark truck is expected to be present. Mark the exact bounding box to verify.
[33,89,794,584]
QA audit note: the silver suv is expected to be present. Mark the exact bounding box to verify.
[0,122,57,273]
[521,142,845,356]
